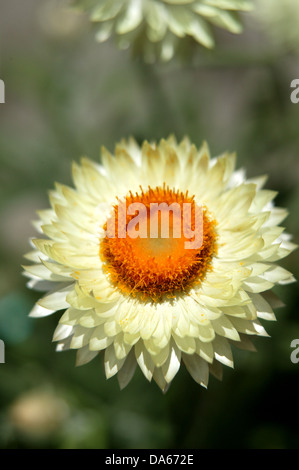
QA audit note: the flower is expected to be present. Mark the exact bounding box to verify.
[255,0,299,53]
[71,0,253,61]
[23,137,296,392]
[9,390,69,438]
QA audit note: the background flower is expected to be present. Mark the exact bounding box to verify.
[71,0,253,61]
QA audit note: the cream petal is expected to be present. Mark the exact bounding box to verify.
[53,324,74,342]
[41,260,73,278]
[104,344,126,379]
[250,190,278,213]
[220,303,257,320]
[252,319,270,337]
[148,343,170,368]
[78,310,105,328]
[249,293,276,321]
[23,264,69,282]
[183,354,209,388]
[89,324,114,351]
[161,341,181,383]
[195,339,214,364]
[115,0,143,34]
[59,307,83,326]
[172,332,196,354]
[212,335,234,368]
[38,284,74,310]
[76,346,99,366]
[264,207,289,227]
[113,333,132,360]
[229,317,269,337]
[243,276,274,293]
[211,315,240,341]
[24,249,48,263]
[262,291,285,309]
[230,333,257,352]
[198,323,215,343]
[70,326,92,349]
[29,303,56,318]
[152,367,170,393]
[123,332,140,346]
[135,340,154,381]
[138,304,161,340]
[208,359,223,381]
[26,278,61,293]
[261,265,295,284]
[56,336,73,352]
[117,349,137,390]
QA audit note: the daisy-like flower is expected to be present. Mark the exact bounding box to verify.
[71,0,253,61]
[23,137,296,392]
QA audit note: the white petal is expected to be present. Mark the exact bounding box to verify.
[70,326,92,349]
[53,324,73,342]
[172,332,196,354]
[183,354,209,388]
[29,303,56,318]
[211,315,240,341]
[113,333,132,360]
[76,345,99,366]
[161,341,181,383]
[249,293,276,321]
[208,359,223,381]
[135,340,154,381]
[117,350,137,390]
[56,336,72,352]
[152,367,170,393]
[38,284,73,310]
[196,339,214,363]
[89,324,114,351]
[116,0,143,34]
[104,344,126,379]
[243,276,274,293]
[230,334,257,352]
[213,335,234,368]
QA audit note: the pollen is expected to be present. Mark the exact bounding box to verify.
[100,185,217,301]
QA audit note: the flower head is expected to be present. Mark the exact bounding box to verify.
[71,0,253,61]
[23,137,296,391]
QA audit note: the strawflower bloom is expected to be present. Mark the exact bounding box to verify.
[23,137,296,391]
[71,0,253,61]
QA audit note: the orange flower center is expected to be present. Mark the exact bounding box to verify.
[100,185,217,301]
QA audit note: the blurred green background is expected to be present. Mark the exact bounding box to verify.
[0,0,299,449]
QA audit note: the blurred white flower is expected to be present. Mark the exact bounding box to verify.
[71,0,253,61]
[38,0,87,39]
[9,390,69,438]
